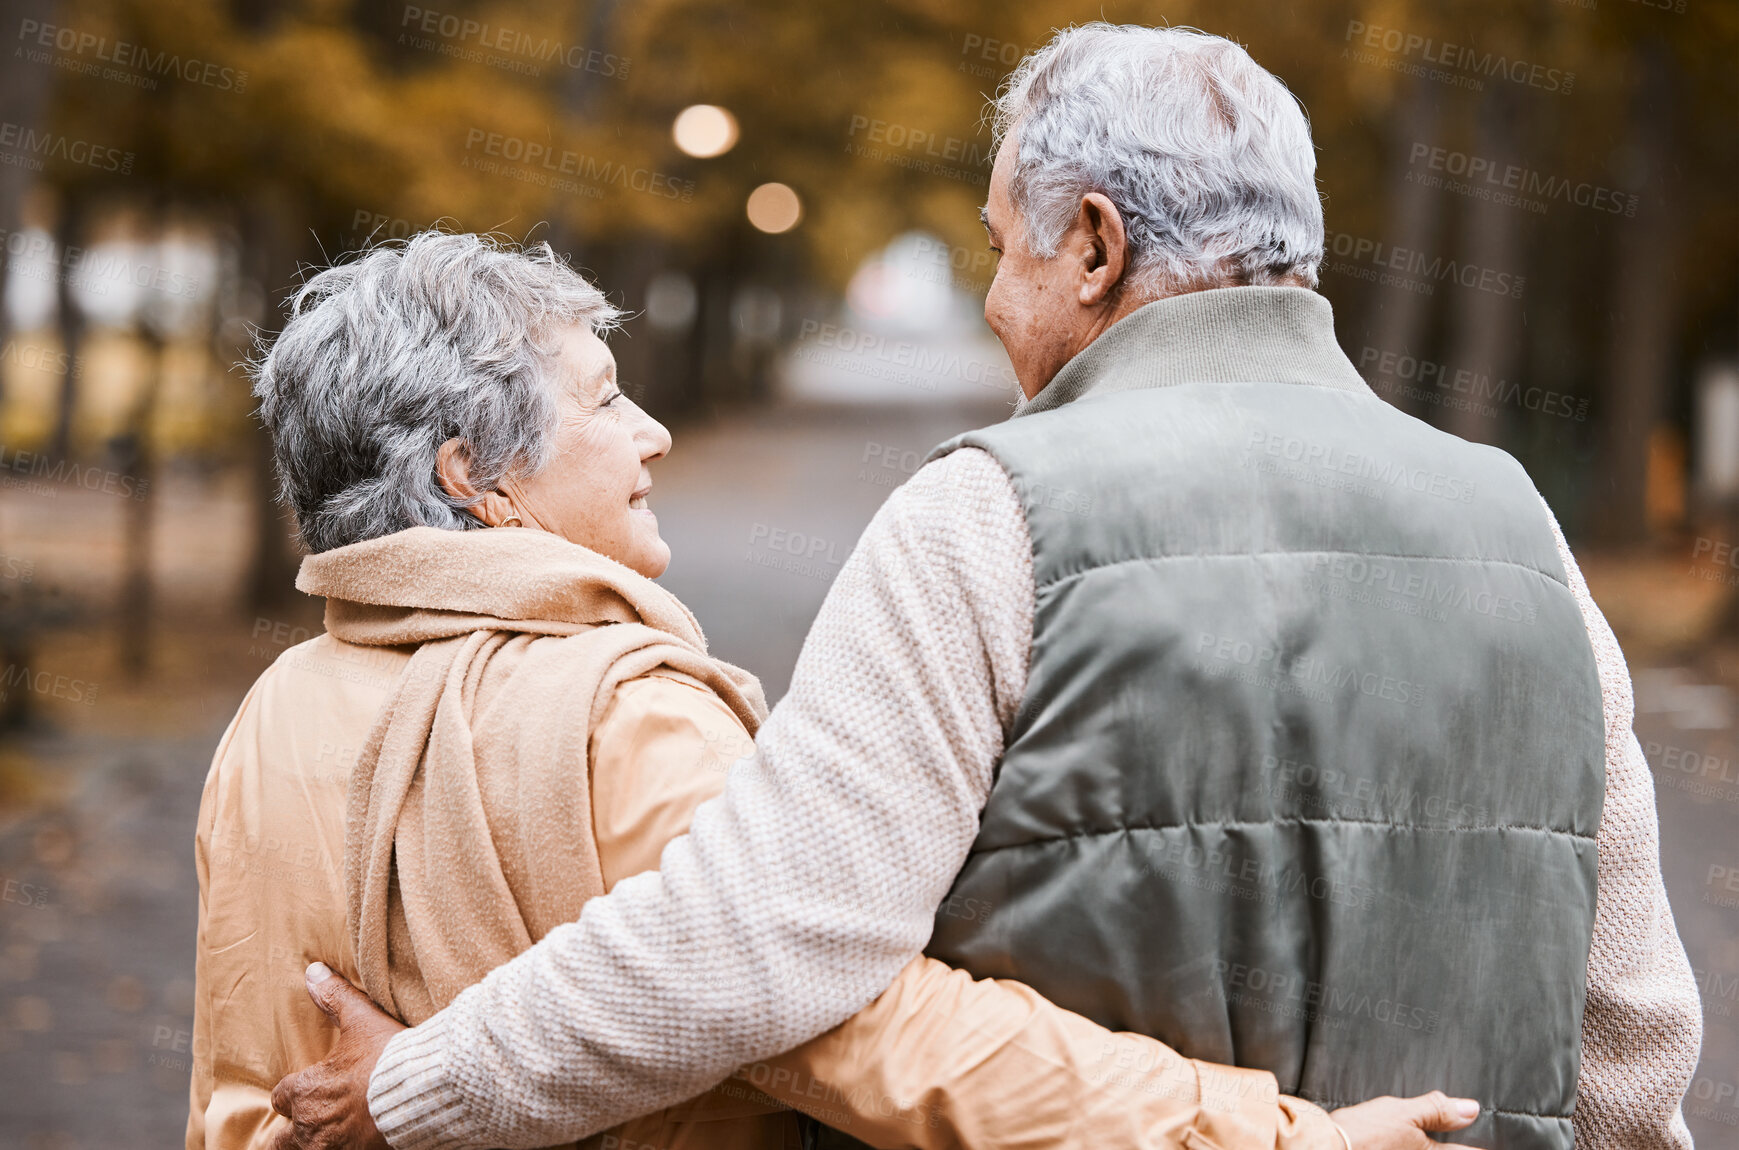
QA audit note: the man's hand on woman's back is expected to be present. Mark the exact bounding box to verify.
[269,964,400,1150]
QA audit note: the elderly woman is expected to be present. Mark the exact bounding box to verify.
[190,232,1436,1150]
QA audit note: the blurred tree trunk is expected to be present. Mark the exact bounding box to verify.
[607,239,661,408]
[559,0,623,115]
[1597,43,1680,545]
[0,0,59,729]
[0,0,57,402]
[698,254,740,412]
[1441,87,1526,446]
[1360,76,1443,414]
[117,320,163,678]
[241,193,307,610]
[49,192,87,460]
[547,0,623,262]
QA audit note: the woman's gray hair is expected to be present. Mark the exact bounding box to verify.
[251,232,620,553]
[993,24,1324,295]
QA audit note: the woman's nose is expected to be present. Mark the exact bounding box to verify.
[638,409,673,462]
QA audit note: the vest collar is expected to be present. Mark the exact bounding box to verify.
[1015,285,1372,418]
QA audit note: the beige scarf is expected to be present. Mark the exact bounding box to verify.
[297,525,768,1025]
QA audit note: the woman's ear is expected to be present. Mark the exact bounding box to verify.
[435,438,520,526]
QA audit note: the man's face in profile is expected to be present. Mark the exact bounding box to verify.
[982,132,1080,400]
[981,130,1136,400]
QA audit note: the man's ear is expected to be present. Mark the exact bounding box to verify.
[435,438,518,526]
[1076,192,1130,307]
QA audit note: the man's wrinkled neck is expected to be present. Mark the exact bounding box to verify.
[1018,285,1160,400]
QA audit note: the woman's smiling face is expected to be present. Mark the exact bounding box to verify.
[441,323,674,577]
[518,324,674,576]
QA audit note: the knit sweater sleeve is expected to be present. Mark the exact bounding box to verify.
[1541,506,1702,1149]
[365,447,1033,1150]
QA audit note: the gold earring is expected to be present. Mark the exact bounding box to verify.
[501,515,523,528]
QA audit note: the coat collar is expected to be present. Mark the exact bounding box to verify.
[1015,285,1372,418]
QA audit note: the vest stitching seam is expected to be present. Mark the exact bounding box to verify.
[1034,550,1572,596]
[968,818,1598,853]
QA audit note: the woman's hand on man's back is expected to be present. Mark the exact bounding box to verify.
[1330,1091,1483,1149]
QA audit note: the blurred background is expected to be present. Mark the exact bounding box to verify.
[0,0,1733,1145]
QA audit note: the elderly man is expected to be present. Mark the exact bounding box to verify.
[272,23,1701,1150]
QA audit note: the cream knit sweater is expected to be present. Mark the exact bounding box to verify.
[369,448,1702,1150]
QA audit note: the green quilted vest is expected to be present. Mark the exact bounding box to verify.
[908,289,1604,1149]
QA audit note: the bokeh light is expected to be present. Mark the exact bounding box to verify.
[746,182,802,234]
[672,104,739,158]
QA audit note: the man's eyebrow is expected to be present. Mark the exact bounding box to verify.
[979,205,999,243]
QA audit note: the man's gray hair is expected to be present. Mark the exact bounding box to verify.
[994,24,1324,295]
[251,232,620,553]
